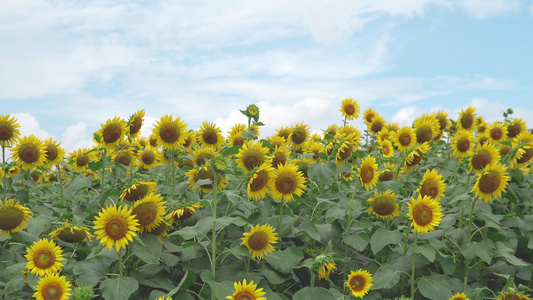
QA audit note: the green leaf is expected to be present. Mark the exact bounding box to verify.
[528,238,533,249]
[495,241,528,266]
[200,270,235,300]
[242,130,257,139]
[193,178,213,190]
[462,239,495,264]
[131,271,174,292]
[99,276,139,300]
[498,140,513,147]
[27,215,52,236]
[3,275,25,296]
[293,287,333,300]
[259,139,272,149]
[371,267,401,289]
[370,228,403,254]
[295,220,321,242]
[342,232,369,252]
[265,246,304,274]
[308,162,336,185]
[417,274,452,300]
[64,175,93,194]
[222,145,241,156]
[131,234,162,264]
[261,263,292,285]
[72,256,112,288]
[167,269,197,298]
[418,243,436,262]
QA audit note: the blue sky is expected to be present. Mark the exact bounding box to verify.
[2,0,533,152]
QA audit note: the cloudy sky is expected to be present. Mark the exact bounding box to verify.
[2,0,533,153]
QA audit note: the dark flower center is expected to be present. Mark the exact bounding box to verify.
[132,202,158,226]
[457,137,471,152]
[43,283,62,300]
[19,143,40,163]
[349,275,365,292]
[472,150,491,170]
[248,231,268,250]
[360,165,374,183]
[413,204,433,226]
[0,207,24,230]
[420,179,439,199]
[105,216,128,240]
[291,128,307,144]
[372,197,396,216]
[34,249,55,269]
[461,114,474,129]
[344,104,356,115]
[250,171,268,192]
[416,126,432,143]
[202,129,218,145]
[276,173,296,194]
[103,124,122,144]
[160,123,180,144]
[243,150,264,170]
[400,133,412,147]
[129,117,142,135]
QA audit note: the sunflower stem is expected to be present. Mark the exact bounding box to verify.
[464,197,477,285]
[118,248,123,278]
[459,172,472,228]
[101,148,107,192]
[57,164,64,205]
[171,146,176,194]
[211,174,218,300]
[310,270,316,288]
[278,201,284,251]
[410,231,418,299]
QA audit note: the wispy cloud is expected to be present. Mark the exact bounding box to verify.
[458,0,522,19]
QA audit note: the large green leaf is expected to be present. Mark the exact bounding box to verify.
[295,220,321,242]
[64,175,93,194]
[370,228,403,254]
[72,256,112,288]
[462,239,495,264]
[343,232,369,252]
[265,246,304,274]
[495,241,528,266]
[308,162,336,185]
[131,234,162,264]
[99,276,139,300]
[372,267,401,289]
[200,270,235,300]
[292,287,334,300]
[166,269,197,298]
[417,274,453,300]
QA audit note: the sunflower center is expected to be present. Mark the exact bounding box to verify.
[250,171,268,192]
[76,155,89,167]
[420,179,439,199]
[148,221,166,235]
[436,116,447,130]
[132,202,158,226]
[372,197,396,216]
[57,228,87,243]
[361,165,374,183]
[507,123,521,137]
[202,129,218,145]
[457,137,470,152]
[103,124,122,144]
[276,173,296,194]
[272,151,287,168]
[344,104,356,115]
[45,145,58,161]
[196,153,214,166]
[349,275,365,292]
[123,185,149,202]
[371,121,383,134]
[34,249,55,269]
[19,143,40,163]
[141,152,155,165]
[479,171,501,194]
[43,283,63,300]
[490,128,503,140]
[160,123,180,144]
[129,117,142,135]
[114,152,132,166]
[338,146,352,160]
[234,291,255,300]
[472,150,491,170]
[0,122,15,140]
[105,216,128,240]
[379,170,393,182]
[416,126,432,143]
[248,231,268,251]
[500,294,524,300]
[291,128,307,145]
[243,150,264,170]
[365,113,375,123]
[407,150,423,166]
[413,204,433,226]
[461,114,474,129]
[517,148,533,164]
[0,207,24,230]
[382,144,391,156]
[399,133,411,147]
[499,145,511,156]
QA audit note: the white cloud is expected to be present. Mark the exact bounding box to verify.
[459,0,521,19]
[61,122,94,154]
[13,113,51,140]
[391,106,425,126]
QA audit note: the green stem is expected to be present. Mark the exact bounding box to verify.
[464,198,478,285]
[459,172,472,228]
[211,174,218,300]
[310,270,316,288]
[171,146,176,193]
[411,232,418,299]
[101,148,107,192]
[57,164,64,204]
[118,249,123,278]
[278,201,284,251]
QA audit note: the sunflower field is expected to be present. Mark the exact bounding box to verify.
[0,101,532,300]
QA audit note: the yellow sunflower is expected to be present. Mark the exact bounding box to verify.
[303,140,323,163]
[269,145,290,169]
[69,148,95,172]
[167,202,203,224]
[450,292,469,300]
[112,148,136,167]
[131,193,166,233]
[42,138,65,167]
[95,116,127,151]
[318,261,337,280]
[7,165,21,177]
[33,273,71,300]
[378,162,399,182]
[417,169,446,201]
[357,155,379,191]
[197,121,224,149]
[270,163,306,202]
[288,122,310,150]
[247,163,274,201]
[346,269,373,298]
[338,125,362,146]
[335,139,356,166]
[496,292,530,300]
[380,139,394,158]
[152,114,188,150]
[340,171,355,181]
[363,108,379,125]
[120,181,157,202]
[405,142,431,172]
[11,135,47,170]
[457,106,476,132]
[25,238,65,276]
[434,110,449,131]
[137,146,161,170]
[407,194,443,234]
[488,122,508,143]
[146,219,169,243]
[377,128,392,144]
[226,279,266,300]
[241,223,278,260]
[185,163,228,193]
[369,115,386,135]
[155,297,172,300]
[451,130,475,159]
[236,141,270,172]
[509,143,533,169]
[276,125,291,141]
[414,115,440,144]
[49,219,93,243]
[228,131,245,147]
[192,147,217,166]
[267,135,288,151]
[393,126,416,152]
[324,123,339,138]
[93,204,139,251]
[340,98,360,120]
[386,122,400,133]
[182,130,197,152]
[471,162,510,203]
[0,114,21,147]
[127,109,145,139]
[0,198,33,237]
[367,189,399,220]
[506,118,527,139]
[470,142,500,173]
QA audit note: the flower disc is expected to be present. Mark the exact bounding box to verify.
[340,98,360,120]
[0,114,21,146]
[131,193,166,233]
[367,190,399,220]
[357,155,379,191]
[407,195,443,234]
[270,163,306,202]
[93,204,139,251]
[120,181,157,202]
[241,224,277,260]
[471,162,510,202]
[25,238,65,276]
[0,199,33,237]
[346,269,373,298]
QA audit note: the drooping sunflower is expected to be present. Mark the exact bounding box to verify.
[181,130,197,152]
[377,128,392,144]
[340,98,360,120]
[241,223,278,260]
[414,114,440,144]
[470,142,500,173]
[506,118,527,139]
[404,142,431,172]
[357,155,379,191]
[11,135,47,170]
[471,162,510,203]
[146,219,169,243]
[338,125,362,146]
[120,181,157,202]
[276,125,291,141]
[7,165,21,177]
[386,122,400,133]
[476,131,490,146]
[268,134,287,151]
[270,145,290,169]
[316,257,336,280]
[167,202,203,224]
[137,146,161,170]
[112,148,136,167]
[0,198,33,238]
[127,109,145,139]
[407,194,443,234]
[380,139,394,158]
[367,189,399,220]
[226,279,266,300]
[378,162,399,182]
[346,269,373,298]
[185,163,228,193]
[335,139,356,166]
[25,238,65,276]
[393,126,416,152]
[49,219,93,243]
[288,122,310,151]
[457,106,476,132]
[42,138,65,167]
[417,169,446,201]
[450,292,469,300]
[197,121,225,149]
[131,193,166,233]
[152,114,188,150]
[95,116,127,151]
[362,108,378,125]
[247,163,274,201]
[488,122,508,143]
[236,141,270,172]
[509,143,533,169]
[369,115,386,135]
[496,292,530,300]
[270,163,306,202]
[340,171,355,181]
[69,148,95,172]
[0,114,21,147]
[324,123,339,138]
[33,273,71,300]
[93,204,139,251]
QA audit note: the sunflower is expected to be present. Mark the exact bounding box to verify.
[146,219,169,243]
[380,140,394,158]
[120,181,157,202]
[127,109,145,139]
[405,142,431,172]
[340,98,360,120]
[42,138,65,167]
[95,116,127,150]
[113,148,136,167]
[369,115,386,135]
[506,118,527,138]
[131,193,166,233]
[247,163,274,201]
[197,121,224,149]
[470,142,500,173]
[0,199,33,237]
[276,125,291,141]
[434,110,450,131]
[377,128,392,144]
[357,155,379,191]
[270,163,306,202]
[338,125,362,145]
[11,135,47,170]
[33,273,71,300]
[335,139,356,166]
[340,171,355,181]
[450,292,469,300]
[182,130,197,152]
[155,297,172,300]
[289,122,310,150]
[167,202,203,224]
[378,162,399,182]
[7,165,21,177]
[324,124,339,138]
[192,147,216,166]
[69,148,95,172]
[417,169,446,201]
[226,279,266,300]
[318,261,337,280]
[25,238,65,276]
[407,194,443,234]
[185,163,228,193]
[93,204,139,251]
[367,189,399,220]
[457,106,476,131]
[241,223,278,260]
[303,140,323,163]
[488,122,508,143]
[414,115,440,144]
[236,141,270,172]
[49,220,93,243]
[471,162,510,203]
[137,146,161,170]
[386,122,400,133]
[268,135,288,150]
[509,144,533,169]
[393,126,416,152]
[152,114,188,150]
[346,269,373,298]
[363,108,378,125]
[228,131,246,147]
[0,114,21,147]
[496,292,530,300]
